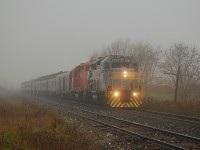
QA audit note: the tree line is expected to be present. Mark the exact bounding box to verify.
[90,40,200,102]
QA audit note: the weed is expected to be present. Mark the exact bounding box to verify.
[0,92,100,150]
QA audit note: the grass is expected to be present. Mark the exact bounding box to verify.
[141,97,200,117]
[141,87,200,117]
[0,91,101,150]
[1,89,199,149]
[150,93,174,101]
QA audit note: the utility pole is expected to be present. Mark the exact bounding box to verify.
[123,49,128,56]
[164,66,189,102]
[174,67,180,102]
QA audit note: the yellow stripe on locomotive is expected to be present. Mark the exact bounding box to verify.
[106,70,142,108]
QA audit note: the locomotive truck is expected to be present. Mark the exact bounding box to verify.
[21,55,142,107]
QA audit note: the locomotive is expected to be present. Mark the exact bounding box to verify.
[21,55,142,107]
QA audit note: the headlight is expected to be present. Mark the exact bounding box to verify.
[114,91,119,97]
[133,92,137,96]
[123,71,127,77]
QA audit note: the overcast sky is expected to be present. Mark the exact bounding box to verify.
[0,0,200,89]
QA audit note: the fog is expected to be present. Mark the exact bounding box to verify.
[0,0,200,89]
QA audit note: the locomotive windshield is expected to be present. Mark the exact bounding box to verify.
[110,56,138,71]
[112,62,130,68]
[111,62,138,71]
[112,79,136,90]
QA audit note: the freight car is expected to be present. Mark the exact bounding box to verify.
[55,71,71,96]
[21,55,142,107]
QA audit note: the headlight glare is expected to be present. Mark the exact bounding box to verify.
[133,92,137,96]
[114,91,119,97]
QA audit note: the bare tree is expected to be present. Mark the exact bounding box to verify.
[162,43,200,101]
[89,51,100,61]
[98,40,160,98]
[90,39,132,58]
[129,43,160,98]
[100,39,131,56]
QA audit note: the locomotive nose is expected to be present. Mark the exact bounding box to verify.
[120,90,131,102]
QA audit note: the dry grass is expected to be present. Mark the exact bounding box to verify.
[0,92,101,150]
[141,98,200,117]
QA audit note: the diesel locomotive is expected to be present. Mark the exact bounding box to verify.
[21,55,142,107]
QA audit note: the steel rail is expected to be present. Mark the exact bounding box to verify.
[136,109,200,123]
[45,99,200,143]
[27,96,200,142]
[35,96,200,125]
[129,109,200,125]
[49,104,188,150]
[24,95,200,125]
[30,97,199,150]
[31,95,200,125]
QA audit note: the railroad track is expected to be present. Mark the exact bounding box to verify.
[130,109,200,125]
[28,96,200,150]
[32,95,200,126]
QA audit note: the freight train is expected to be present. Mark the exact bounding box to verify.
[21,55,142,107]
